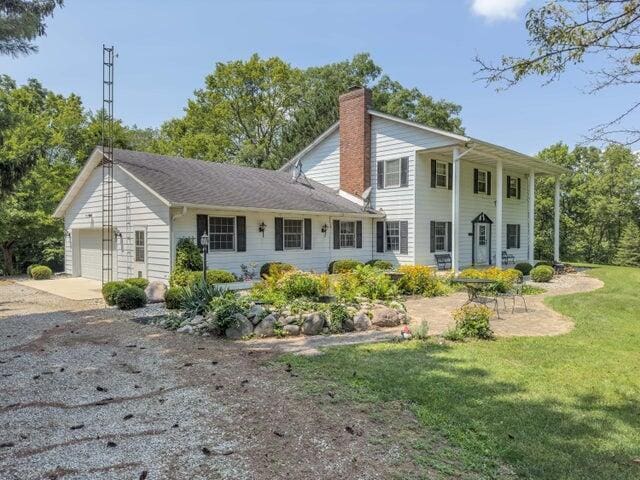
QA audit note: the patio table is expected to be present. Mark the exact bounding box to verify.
[451,277,501,318]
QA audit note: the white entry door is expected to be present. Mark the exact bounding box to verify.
[132,228,147,278]
[475,223,490,265]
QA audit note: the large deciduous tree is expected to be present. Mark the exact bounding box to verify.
[0,0,63,57]
[476,0,640,145]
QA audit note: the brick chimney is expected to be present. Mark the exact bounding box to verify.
[339,87,371,197]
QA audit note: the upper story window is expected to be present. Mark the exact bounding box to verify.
[378,157,408,189]
[209,217,236,251]
[383,158,401,188]
[508,177,518,198]
[339,221,355,248]
[435,161,448,188]
[477,170,487,194]
[284,219,303,249]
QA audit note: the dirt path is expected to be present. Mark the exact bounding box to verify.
[0,281,435,480]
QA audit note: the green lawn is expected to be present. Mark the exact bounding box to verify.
[285,265,640,479]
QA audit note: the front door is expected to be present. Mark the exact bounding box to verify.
[475,223,490,265]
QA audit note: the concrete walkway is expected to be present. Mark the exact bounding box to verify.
[17,277,103,301]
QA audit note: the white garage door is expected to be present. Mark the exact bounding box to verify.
[79,229,101,280]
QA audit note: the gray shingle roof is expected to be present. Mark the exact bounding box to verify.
[111,149,375,215]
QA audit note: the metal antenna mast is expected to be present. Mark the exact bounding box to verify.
[101,45,115,284]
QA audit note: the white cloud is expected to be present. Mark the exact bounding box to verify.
[471,0,528,21]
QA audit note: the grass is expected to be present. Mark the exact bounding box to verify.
[284,265,640,479]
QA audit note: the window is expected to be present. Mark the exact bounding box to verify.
[339,221,356,248]
[478,225,487,246]
[284,219,303,249]
[383,158,401,188]
[386,221,400,252]
[209,217,235,251]
[134,230,145,262]
[477,170,487,194]
[435,161,447,188]
[507,224,520,249]
[434,221,447,252]
[508,177,519,198]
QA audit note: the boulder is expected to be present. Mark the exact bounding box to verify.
[190,315,204,326]
[371,306,401,327]
[225,314,253,340]
[353,312,371,331]
[253,314,277,337]
[281,315,299,325]
[283,324,300,336]
[145,281,167,304]
[302,312,325,335]
[246,304,266,322]
[342,315,355,332]
[176,325,194,334]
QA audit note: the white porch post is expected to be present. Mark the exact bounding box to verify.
[554,177,561,262]
[495,159,503,268]
[451,147,461,272]
[528,169,535,264]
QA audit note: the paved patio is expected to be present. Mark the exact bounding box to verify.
[16,277,103,301]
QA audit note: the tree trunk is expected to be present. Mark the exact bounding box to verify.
[2,241,15,276]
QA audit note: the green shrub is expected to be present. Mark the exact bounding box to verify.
[165,287,185,309]
[248,281,287,308]
[175,237,203,271]
[169,268,236,288]
[535,261,553,268]
[514,262,533,276]
[259,262,296,280]
[115,286,147,310]
[278,271,321,300]
[102,281,128,306]
[207,294,250,333]
[335,265,397,301]
[397,265,446,297]
[530,265,554,282]
[328,303,350,333]
[30,265,52,280]
[181,281,226,317]
[328,259,363,274]
[458,267,520,294]
[413,320,430,340]
[124,277,149,289]
[365,259,393,270]
[451,304,493,339]
[26,264,42,278]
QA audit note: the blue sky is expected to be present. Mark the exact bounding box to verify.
[0,0,630,155]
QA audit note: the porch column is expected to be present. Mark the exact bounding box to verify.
[451,147,462,272]
[554,177,561,262]
[495,159,503,268]
[528,169,535,264]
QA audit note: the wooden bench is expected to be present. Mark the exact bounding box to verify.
[434,253,452,271]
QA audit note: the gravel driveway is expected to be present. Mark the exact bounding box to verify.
[0,281,427,480]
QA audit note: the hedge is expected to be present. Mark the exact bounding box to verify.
[102,281,128,306]
[365,259,393,270]
[124,277,149,290]
[531,265,554,283]
[328,259,363,274]
[164,287,185,309]
[30,265,52,280]
[514,262,533,276]
[259,262,295,279]
[115,285,147,310]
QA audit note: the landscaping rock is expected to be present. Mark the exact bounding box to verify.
[246,305,265,322]
[176,325,194,334]
[190,315,204,326]
[281,315,299,325]
[145,281,167,303]
[371,306,401,327]
[342,315,355,332]
[254,314,277,338]
[353,312,371,331]
[283,324,300,336]
[225,314,253,340]
[302,312,325,335]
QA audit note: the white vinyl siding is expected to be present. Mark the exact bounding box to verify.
[298,129,340,189]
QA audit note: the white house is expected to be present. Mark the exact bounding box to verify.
[53,87,566,283]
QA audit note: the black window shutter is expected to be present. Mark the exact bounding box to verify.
[447,222,452,252]
[377,161,385,189]
[487,171,492,196]
[448,163,453,190]
[506,225,512,248]
[506,175,511,198]
[236,216,246,252]
[274,217,283,251]
[430,159,437,188]
[400,221,409,255]
[473,168,479,194]
[332,219,340,250]
[356,221,363,248]
[196,214,208,252]
[517,224,521,249]
[517,177,521,199]
[430,221,436,253]
[304,218,312,250]
[400,157,409,187]
[376,221,384,253]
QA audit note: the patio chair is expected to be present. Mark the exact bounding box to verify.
[502,251,516,265]
[434,253,452,271]
[495,276,528,314]
[472,295,501,319]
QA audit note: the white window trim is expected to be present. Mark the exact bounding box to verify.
[208,215,236,252]
[134,229,146,263]
[434,221,448,253]
[476,169,488,194]
[435,160,448,189]
[381,158,401,188]
[283,218,304,251]
[385,220,401,252]
[339,220,356,249]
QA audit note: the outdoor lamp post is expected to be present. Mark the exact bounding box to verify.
[200,232,208,283]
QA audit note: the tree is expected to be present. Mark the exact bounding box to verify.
[0,0,63,57]
[475,0,640,145]
[614,222,640,266]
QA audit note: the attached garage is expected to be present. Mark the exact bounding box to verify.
[78,229,102,280]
